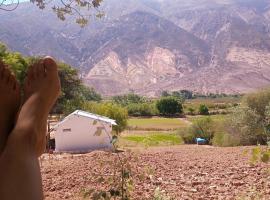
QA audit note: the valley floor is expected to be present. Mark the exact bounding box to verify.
[41,145,270,200]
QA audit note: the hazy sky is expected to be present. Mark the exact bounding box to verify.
[2,0,29,5]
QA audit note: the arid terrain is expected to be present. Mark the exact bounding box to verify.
[41,145,270,200]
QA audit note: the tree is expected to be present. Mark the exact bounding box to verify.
[53,62,102,114]
[156,97,183,116]
[199,104,209,115]
[0,43,101,114]
[0,0,104,27]
[83,102,128,134]
[112,93,145,106]
[229,88,270,145]
[79,86,102,102]
[0,43,30,84]
[127,103,158,117]
[179,90,193,99]
[161,91,170,97]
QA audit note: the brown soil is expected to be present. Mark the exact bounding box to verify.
[41,145,270,200]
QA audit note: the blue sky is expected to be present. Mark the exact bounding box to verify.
[2,0,29,5]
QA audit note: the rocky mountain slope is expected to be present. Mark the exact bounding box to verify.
[0,0,270,96]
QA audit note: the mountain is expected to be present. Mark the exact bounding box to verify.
[0,0,270,96]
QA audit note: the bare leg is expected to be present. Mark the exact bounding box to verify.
[0,61,20,153]
[0,57,60,200]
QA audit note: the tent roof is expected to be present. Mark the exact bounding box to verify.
[53,110,117,129]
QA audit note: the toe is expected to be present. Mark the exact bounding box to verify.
[27,65,35,81]
[2,68,10,83]
[38,59,46,77]
[33,63,40,78]
[43,57,57,74]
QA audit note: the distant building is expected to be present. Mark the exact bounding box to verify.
[53,110,117,153]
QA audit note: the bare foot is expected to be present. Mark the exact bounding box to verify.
[11,57,61,157]
[0,60,20,153]
[0,57,60,200]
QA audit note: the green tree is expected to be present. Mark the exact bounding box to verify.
[83,102,128,134]
[161,91,170,97]
[112,93,145,106]
[0,43,29,84]
[53,62,102,114]
[199,104,209,115]
[229,88,270,145]
[156,97,183,116]
[0,42,7,57]
[79,86,102,102]
[127,103,158,117]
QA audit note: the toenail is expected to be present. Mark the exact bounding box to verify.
[44,57,56,67]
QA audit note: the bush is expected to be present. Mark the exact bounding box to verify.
[187,107,195,115]
[182,135,195,144]
[112,93,145,106]
[212,132,240,147]
[199,104,209,115]
[227,88,270,145]
[187,117,214,144]
[156,97,183,116]
[127,103,159,116]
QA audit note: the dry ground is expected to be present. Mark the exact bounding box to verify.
[41,145,270,200]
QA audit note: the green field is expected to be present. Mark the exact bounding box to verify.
[187,114,228,123]
[120,132,183,147]
[128,117,189,131]
[183,96,241,115]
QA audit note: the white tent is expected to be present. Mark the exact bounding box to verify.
[53,110,117,153]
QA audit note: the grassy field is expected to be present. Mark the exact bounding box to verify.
[128,117,189,131]
[185,96,241,104]
[187,114,229,123]
[119,132,183,147]
[183,96,241,115]
[123,115,230,147]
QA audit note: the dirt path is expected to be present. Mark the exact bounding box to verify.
[41,145,270,200]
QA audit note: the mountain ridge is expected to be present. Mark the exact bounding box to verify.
[1,0,270,96]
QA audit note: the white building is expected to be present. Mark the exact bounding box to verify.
[54,110,117,153]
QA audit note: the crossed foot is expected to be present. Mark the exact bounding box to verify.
[0,57,61,200]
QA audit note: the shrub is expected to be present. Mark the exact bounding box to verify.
[187,107,195,115]
[182,133,196,144]
[199,104,209,115]
[188,117,214,143]
[156,97,183,116]
[212,132,240,147]
[127,103,159,116]
[226,88,270,145]
[112,93,145,106]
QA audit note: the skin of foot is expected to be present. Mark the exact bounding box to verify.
[12,56,61,157]
[0,57,61,200]
[0,60,20,153]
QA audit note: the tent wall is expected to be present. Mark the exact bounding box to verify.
[55,115,112,152]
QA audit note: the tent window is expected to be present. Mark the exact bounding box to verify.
[63,128,71,132]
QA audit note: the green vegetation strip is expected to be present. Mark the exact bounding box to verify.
[128,117,188,130]
[188,115,228,123]
[121,132,183,147]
